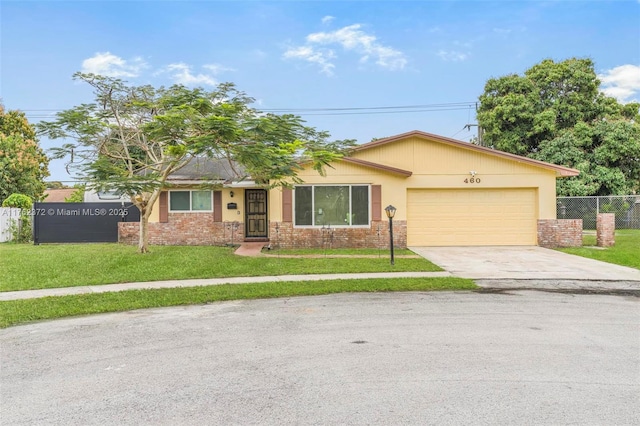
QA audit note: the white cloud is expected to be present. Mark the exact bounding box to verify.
[163,63,218,86]
[81,52,147,77]
[283,23,407,74]
[437,50,469,62]
[321,15,335,24]
[598,64,640,103]
[283,46,336,76]
[203,63,235,74]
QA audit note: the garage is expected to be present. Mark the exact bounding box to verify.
[407,188,538,246]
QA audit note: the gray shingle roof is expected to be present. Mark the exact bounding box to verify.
[167,157,246,182]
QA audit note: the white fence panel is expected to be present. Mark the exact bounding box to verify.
[0,208,22,242]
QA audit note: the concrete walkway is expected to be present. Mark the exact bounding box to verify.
[0,271,453,301]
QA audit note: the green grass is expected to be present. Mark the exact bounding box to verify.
[559,229,640,269]
[0,277,475,328]
[0,244,441,292]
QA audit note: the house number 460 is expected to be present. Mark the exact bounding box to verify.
[464,178,481,183]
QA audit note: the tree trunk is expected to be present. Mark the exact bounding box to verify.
[138,211,149,253]
[135,189,161,254]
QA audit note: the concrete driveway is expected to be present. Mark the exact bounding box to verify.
[410,246,640,281]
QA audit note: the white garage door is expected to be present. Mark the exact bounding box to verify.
[407,188,538,246]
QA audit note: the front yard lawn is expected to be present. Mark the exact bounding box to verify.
[559,230,640,270]
[0,244,441,292]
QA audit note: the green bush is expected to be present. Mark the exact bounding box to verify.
[2,193,32,209]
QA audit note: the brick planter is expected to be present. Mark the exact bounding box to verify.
[537,219,583,248]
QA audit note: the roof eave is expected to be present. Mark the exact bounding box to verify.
[355,130,580,178]
[341,157,413,177]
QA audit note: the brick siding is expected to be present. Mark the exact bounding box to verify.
[269,220,407,249]
[119,213,243,246]
[120,217,407,249]
[596,213,615,247]
[537,219,583,248]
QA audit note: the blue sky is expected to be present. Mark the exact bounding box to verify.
[2,0,639,182]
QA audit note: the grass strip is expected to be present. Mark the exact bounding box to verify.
[0,277,475,328]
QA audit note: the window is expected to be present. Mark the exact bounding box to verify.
[169,190,212,212]
[294,185,369,227]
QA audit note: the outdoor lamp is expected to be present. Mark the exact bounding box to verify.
[385,205,397,219]
[385,205,396,265]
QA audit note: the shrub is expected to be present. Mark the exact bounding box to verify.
[2,193,33,209]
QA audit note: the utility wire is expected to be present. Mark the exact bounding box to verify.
[19,101,478,119]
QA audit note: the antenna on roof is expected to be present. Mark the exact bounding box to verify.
[463,124,484,146]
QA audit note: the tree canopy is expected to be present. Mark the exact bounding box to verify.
[38,73,354,252]
[0,105,50,203]
[477,58,640,196]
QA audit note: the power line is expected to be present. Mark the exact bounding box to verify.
[19,101,478,119]
[262,102,476,113]
[288,106,474,117]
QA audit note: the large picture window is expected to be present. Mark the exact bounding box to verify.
[294,185,369,226]
[169,190,212,212]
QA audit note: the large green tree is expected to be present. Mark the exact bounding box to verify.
[477,58,640,196]
[38,73,354,253]
[0,105,50,203]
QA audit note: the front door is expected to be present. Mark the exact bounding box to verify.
[245,189,268,239]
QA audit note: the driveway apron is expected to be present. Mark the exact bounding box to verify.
[410,246,640,281]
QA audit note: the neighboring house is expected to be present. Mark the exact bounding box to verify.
[42,188,76,202]
[119,130,580,248]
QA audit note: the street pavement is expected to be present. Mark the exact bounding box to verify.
[2,291,638,425]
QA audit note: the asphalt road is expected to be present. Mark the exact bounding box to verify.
[2,290,639,425]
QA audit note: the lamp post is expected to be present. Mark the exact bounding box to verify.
[385,205,397,265]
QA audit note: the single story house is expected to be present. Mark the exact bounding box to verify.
[119,130,581,248]
[42,188,76,202]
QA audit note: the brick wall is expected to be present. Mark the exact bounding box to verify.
[269,220,407,249]
[119,213,243,246]
[118,215,406,248]
[596,213,615,247]
[537,219,583,248]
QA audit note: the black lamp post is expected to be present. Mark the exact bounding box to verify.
[385,205,397,265]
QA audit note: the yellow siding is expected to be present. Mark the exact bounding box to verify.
[149,201,159,222]
[148,187,239,223]
[354,136,550,176]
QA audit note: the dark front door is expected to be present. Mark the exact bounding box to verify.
[245,189,268,239]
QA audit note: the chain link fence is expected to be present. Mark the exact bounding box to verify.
[556,195,640,229]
